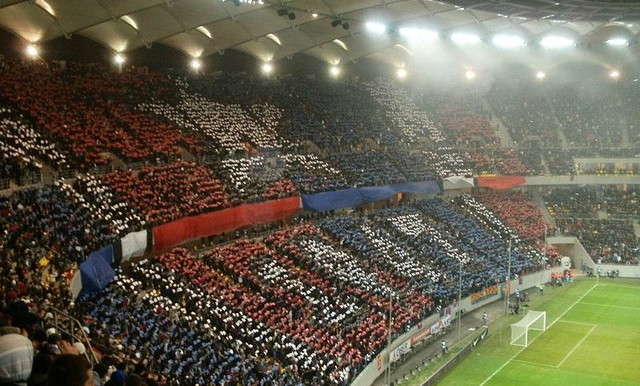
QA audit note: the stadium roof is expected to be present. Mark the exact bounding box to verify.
[1,0,639,66]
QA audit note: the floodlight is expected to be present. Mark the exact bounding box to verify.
[465,69,476,80]
[113,53,125,64]
[540,36,574,48]
[398,28,438,41]
[261,62,273,74]
[451,33,481,44]
[25,44,39,57]
[329,66,340,77]
[609,70,620,79]
[397,68,407,79]
[536,71,546,80]
[492,35,526,48]
[366,22,387,34]
[190,59,201,70]
[606,38,629,46]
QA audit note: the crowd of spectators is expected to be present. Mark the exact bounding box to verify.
[488,80,560,148]
[278,154,350,194]
[217,156,298,203]
[72,174,145,236]
[0,181,117,350]
[543,186,640,219]
[0,61,205,169]
[327,151,407,187]
[556,218,638,264]
[99,161,232,226]
[0,106,67,184]
[551,83,626,148]
[542,187,639,264]
[475,191,551,241]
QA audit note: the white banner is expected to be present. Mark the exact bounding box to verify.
[121,230,148,262]
[70,270,83,299]
[390,341,411,363]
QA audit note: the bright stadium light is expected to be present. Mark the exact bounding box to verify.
[610,70,621,79]
[329,66,340,77]
[492,34,526,48]
[397,68,407,79]
[536,71,546,80]
[606,38,629,46]
[451,32,481,44]
[113,53,125,64]
[25,44,39,57]
[190,59,201,70]
[540,36,574,48]
[366,22,387,34]
[465,69,476,80]
[261,62,273,75]
[398,27,439,41]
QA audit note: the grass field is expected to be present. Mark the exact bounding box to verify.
[404,277,640,386]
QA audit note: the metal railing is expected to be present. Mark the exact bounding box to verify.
[49,307,99,365]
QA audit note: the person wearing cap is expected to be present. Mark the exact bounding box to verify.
[0,333,34,386]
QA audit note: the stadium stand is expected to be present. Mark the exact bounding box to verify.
[0,56,638,385]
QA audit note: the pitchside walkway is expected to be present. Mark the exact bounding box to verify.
[372,287,536,386]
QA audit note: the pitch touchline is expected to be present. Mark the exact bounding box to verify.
[579,302,640,311]
[478,282,599,386]
[556,324,597,368]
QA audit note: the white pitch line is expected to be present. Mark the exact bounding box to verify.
[478,282,599,386]
[579,302,640,311]
[511,359,557,369]
[596,283,640,290]
[556,324,597,368]
[556,319,597,327]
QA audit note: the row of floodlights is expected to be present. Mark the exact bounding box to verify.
[366,22,634,48]
[23,44,625,81]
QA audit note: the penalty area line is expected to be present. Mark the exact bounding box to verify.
[478,282,598,386]
[556,324,597,368]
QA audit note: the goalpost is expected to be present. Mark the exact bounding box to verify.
[510,310,546,347]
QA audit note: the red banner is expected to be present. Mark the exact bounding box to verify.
[153,196,301,251]
[477,176,526,190]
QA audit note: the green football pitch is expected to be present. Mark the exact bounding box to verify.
[405,277,640,386]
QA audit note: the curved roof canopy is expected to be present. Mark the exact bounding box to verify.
[1,0,639,65]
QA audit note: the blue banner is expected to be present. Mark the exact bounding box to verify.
[302,181,440,211]
[79,250,116,298]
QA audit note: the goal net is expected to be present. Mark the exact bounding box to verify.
[510,310,546,347]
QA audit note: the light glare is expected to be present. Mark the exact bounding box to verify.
[366,22,387,34]
[329,66,340,77]
[25,45,39,57]
[609,70,620,79]
[540,36,574,48]
[262,62,273,74]
[397,68,407,79]
[606,38,628,46]
[465,69,476,80]
[190,59,201,70]
[113,53,125,64]
[536,71,546,80]
[451,33,481,44]
[492,35,526,48]
[398,28,438,41]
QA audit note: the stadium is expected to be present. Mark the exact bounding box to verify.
[0,0,639,385]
